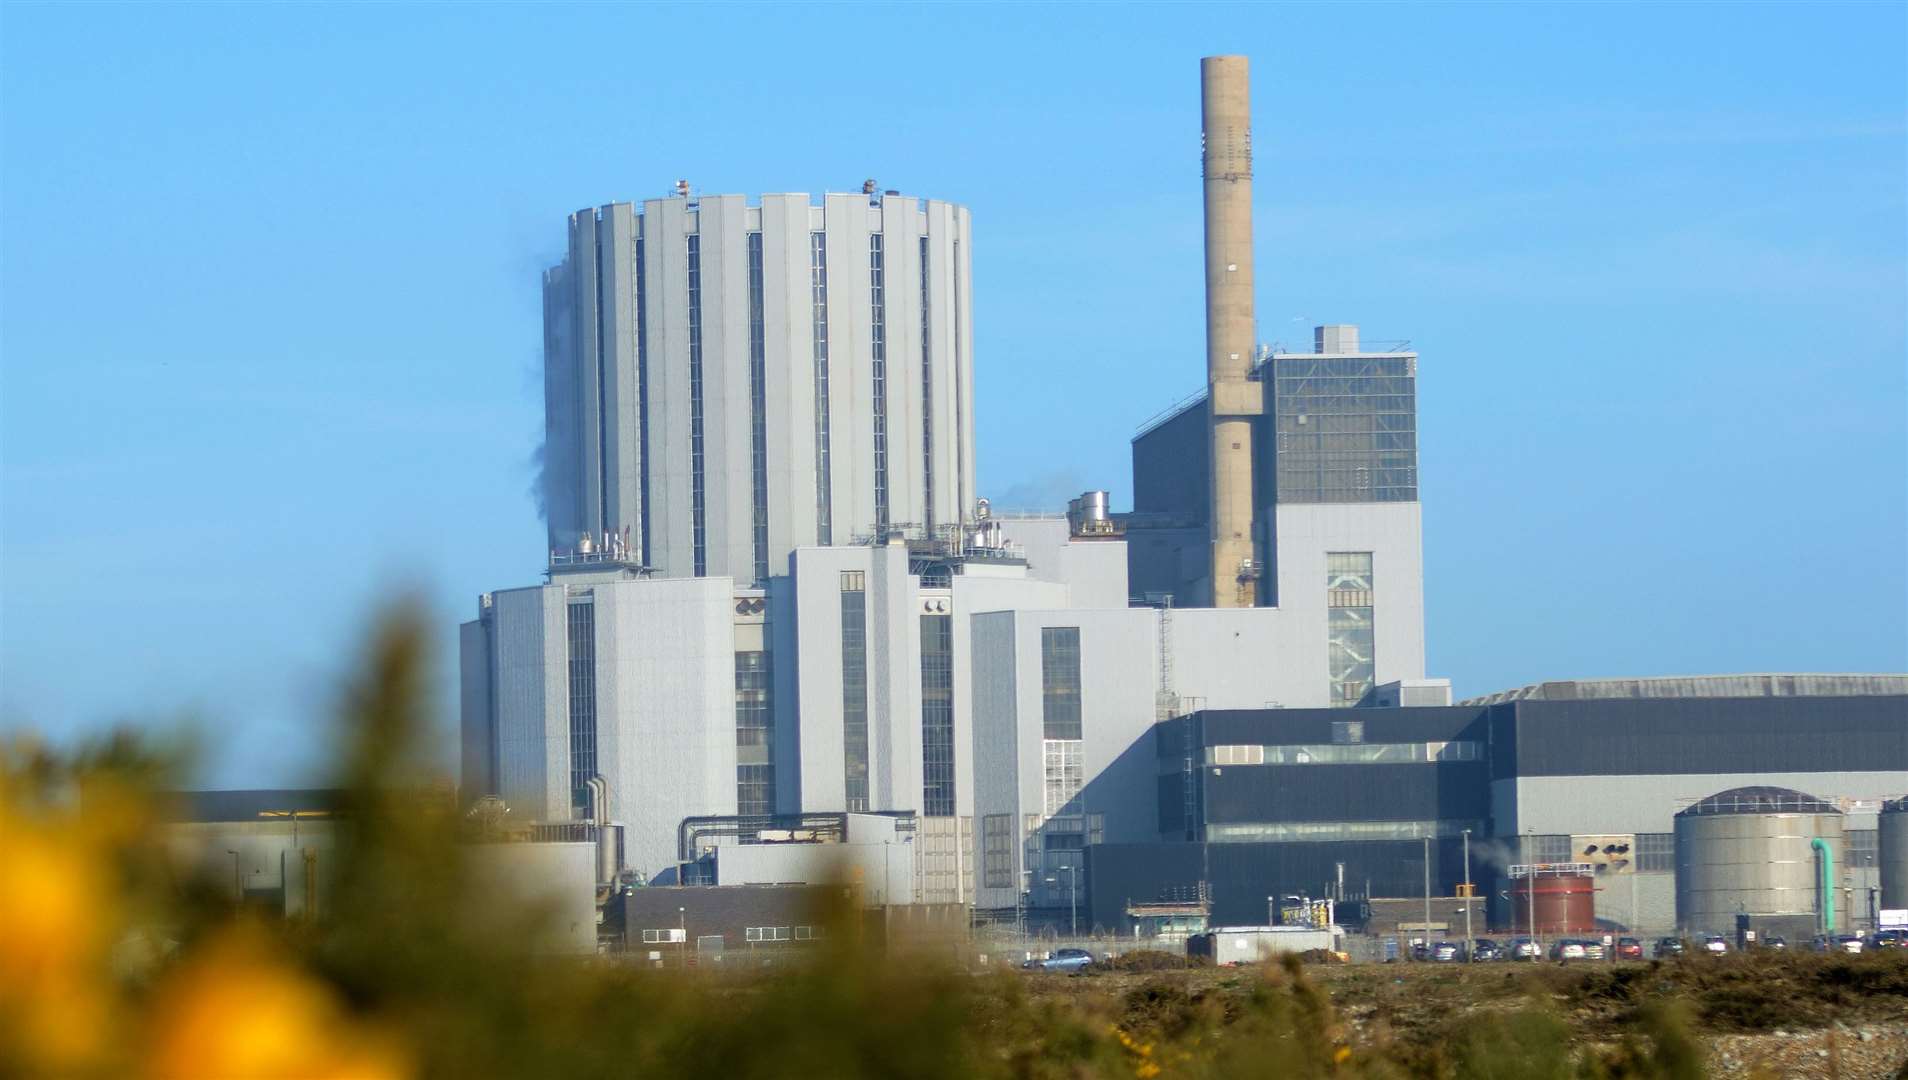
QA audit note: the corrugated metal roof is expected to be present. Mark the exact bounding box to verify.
[1459,673,1908,706]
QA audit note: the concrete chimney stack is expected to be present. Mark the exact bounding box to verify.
[1201,55,1262,607]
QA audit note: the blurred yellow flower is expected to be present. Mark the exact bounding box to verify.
[145,930,408,1080]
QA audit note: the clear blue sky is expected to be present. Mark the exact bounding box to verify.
[4,2,1903,786]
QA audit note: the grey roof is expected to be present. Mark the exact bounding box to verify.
[159,789,341,822]
[1677,786,1840,818]
[1459,673,1908,706]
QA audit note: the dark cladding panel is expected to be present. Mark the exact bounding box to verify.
[1505,696,1908,778]
[1132,400,1210,517]
[1088,840,1466,928]
[1202,762,1490,825]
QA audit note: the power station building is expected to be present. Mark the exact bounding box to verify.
[540,188,977,582]
[1083,678,1907,934]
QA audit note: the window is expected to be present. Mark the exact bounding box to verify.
[1042,739,1082,818]
[1847,829,1877,869]
[1271,352,1418,504]
[746,232,769,583]
[793,925,820,941]
[745,926,792,943]
[982,813,1015,889]
[1203,741,1481,766]
[735,651,773,815]
[919,614,954,816]
[1524,834,1572,864]
[1635,833,1674,874]
[810,232,832,545]
[1087,811,1105,847]
[868,232,888,530]
[1327,553,1375,707]
[919,234,934,531]
[687,234,707,575]
[1040,628,1082,739]
[1331,720,1364,744]
[567,601,597,814]
[640,928,685,944]
[841,575,869,811]
[1208,819,1483,843]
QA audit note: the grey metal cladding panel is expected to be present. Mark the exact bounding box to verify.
[759,194,816,573]
[1156,772,1186,835]
[881,195,921,531]
[921,203,959,530]
[1201,762,1491,824]
[1196,707,1490,748]
[824,194,872,539]
[599,204,641,537]
[1508,696,1908,778]
[458,619,495,799]
[694,195,752,579]
[542,266,581,547]
[570,211,603,537]
[1132,402,1210,517]
[646,198,694,577]
[954,207,976,521]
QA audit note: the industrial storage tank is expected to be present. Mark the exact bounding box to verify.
[1509,866,1597,935]
[1675,786,1844,935]
[1882,795,1908,911]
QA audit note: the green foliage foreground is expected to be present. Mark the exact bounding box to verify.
[3,605,1901,1079]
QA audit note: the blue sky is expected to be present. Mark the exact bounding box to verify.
[3,2,1903,786]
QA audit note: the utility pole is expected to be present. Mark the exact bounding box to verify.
[1069,865,1078,939]
[227,849,242,901]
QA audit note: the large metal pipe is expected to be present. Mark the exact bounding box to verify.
[1201,55,1262,607]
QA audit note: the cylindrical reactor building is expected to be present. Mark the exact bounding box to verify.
[1675,786,1845,934]
[1881,795,1908,910]
[542,191,977,584]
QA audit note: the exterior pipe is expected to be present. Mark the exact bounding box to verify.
[1812,837,1834,934]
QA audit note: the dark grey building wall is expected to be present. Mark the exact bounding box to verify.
[1088,840,1464,928]
[1490,696,1908,779]
[1201,763,1490,826]
[1131,401,1208,517]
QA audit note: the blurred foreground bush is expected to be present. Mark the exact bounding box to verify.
[0,606,1729,1077]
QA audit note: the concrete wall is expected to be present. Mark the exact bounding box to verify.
[464,841,599,954]
[1272,501,1427,691]
[488,585,569,822]
[1498,771,1908,836]
[714,841,915,906]
[593,576,739,880]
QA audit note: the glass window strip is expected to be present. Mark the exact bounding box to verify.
[919,235,933,533]
[687,234,707,576]
[747,233,769,583]
[869,233,888,532]
[919,614,954,816]
[566,602,597,813]
[810,232,832,545]
[840,581,869,811]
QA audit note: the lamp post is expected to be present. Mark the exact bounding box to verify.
[226,849,242,901]
[1422,835,1432,959]
[678,905,687,969]
[1462,829,1474,955]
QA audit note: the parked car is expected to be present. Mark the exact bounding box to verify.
[1653,937,1685,958]
[1550,940,1587,961]
[1701,934,1729,955]
[1866,930,1907,951]
[1022,947,1094,973]
[1579,940,1606,961]
[1835,935,1864,954]
[1510,938,1542,962]
[1470,938,1503,962]
[1762,936,1787,950]
[1808,935,1836,953]
[1431,941,1463,963]
[1615,937,1644,960]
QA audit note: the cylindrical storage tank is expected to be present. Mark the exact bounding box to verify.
[1881,796,1908,911]
[1675,786,1845,935]
[1510,871,1596,934]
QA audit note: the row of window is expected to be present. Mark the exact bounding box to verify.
[744,925,822,942]
[746,233,769,584]
[1208,819,1486,844]
[1326,552,1375,707]
[686,235,708,575]
[1205,740,1482,766]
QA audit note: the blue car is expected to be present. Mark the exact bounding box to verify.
[1023,947,1094,973]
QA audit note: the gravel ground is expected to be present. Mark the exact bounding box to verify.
[1708,1022,1908,1080]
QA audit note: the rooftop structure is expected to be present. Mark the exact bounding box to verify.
[1461,673,1908,705]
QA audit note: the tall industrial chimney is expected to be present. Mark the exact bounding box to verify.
[1201,55,1261,607]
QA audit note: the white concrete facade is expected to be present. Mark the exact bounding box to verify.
[542,192,977,584]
